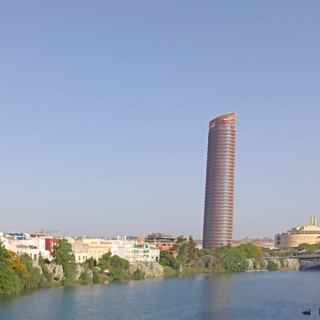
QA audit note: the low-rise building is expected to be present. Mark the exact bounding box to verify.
[45,238,59,255]
[1,232,161,264]
[275,216,320,248]
[71,237,160,264]
[145,233,177,252]
[111,239,160,263]
[72,241,91,264]
[72,238,113,263]
[0,233,52,260]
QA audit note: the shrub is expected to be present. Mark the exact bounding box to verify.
[79,271,92,285]
[131,268,145,281]
[267,260,279,271]
[163,266,177,277]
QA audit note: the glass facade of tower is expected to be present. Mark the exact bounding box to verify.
[203,113,237,249]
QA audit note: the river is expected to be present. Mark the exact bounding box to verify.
[0,272,319,320]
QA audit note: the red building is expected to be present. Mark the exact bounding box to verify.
[45,238,59,255]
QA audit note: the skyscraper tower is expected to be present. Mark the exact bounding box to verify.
[203,112,237,249]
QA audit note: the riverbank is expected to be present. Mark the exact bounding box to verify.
[0,259,301,300]
[0,238,301,298]
[0,258,300,298]
[0,240,166,297]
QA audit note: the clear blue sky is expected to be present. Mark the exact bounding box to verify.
[1,1,320,239]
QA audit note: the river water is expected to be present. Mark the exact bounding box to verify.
[0,272,319,320]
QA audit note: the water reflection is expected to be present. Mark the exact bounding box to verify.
[200,274,233,320]
[2,273,320,320]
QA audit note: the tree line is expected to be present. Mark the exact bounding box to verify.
[159,236,285,274]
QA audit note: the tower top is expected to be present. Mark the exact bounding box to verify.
[209,112,236,128]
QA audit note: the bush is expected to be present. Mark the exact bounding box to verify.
[297,243,320,254]
[79,271,92,285]
[163,266,177,278]
[0,242,44,296]
[236,244,263,259]
[131,268,145,281]
[222,252,248,272]
[267,260,279,271]
[0,264,24,296]
[92,271,105,284]
[98,254,130,282]
[19,255,43,289]
[217,247,248,272]
[159,251,179,270]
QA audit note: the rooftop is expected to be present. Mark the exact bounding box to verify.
[209,112,237,127]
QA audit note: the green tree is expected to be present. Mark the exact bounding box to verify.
[84,257,97,270]
[0,264,24,296]
[267,260,279,271]
[98,253,130,282]
[109,255,129,271]
[131,268,145,280]
[217,247,248,272]
[237,244,263,259]
[176,240,189,266]
[79,271,91,285]
[297,243,320,254]
[0,242,10,261]
[54,240,76,284]
[0,242,24,296]
[187,236,198,262]
[92,271,107,284]
[98,252,112,271]
[19,255,43,289]
[159,251,178,270]
[109,256,129,281]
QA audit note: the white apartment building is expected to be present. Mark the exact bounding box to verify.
[110,239,160,263]
[1,233,160,264]
[71,237,160,264]
[0,233,51,261]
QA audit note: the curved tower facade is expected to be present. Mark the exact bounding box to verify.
[203,112,237,249]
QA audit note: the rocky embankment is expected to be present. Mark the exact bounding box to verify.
[31,257,300,290]
[129,262,164,279]
[246,258,300,272]
[34,260,164,284]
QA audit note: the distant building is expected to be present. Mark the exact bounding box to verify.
[72,241,92,264]
[71,237,160,264]
[72,238,112,263]
[111,239,159,263]
[0,232,53,261]
[5,233,27,240]
[203,113,237,249]
[275,216,320,248]
[0,232,161,264]
[145,233,177,252]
